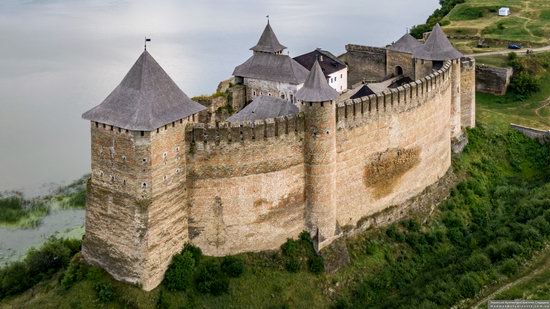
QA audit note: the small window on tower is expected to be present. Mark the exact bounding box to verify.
[142,182,147,188]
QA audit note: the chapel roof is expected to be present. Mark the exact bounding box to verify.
[250,21,287,54]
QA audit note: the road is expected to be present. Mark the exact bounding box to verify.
[467,45,550,57]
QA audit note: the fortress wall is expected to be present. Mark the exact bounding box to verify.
[339,45,387,86]
[82,123,152,286]
[144,120,190,290]
[386,50,415,78]
[185,115,307,256]
[334,62,452,229]
[461,58,476,128]
[475,64,513,96]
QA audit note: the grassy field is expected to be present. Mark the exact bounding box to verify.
[441,0,550,53]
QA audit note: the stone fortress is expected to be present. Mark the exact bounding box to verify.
[81,20,476,291]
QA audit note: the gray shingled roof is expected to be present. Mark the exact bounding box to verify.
[250,21,287,54]
[413,24,463,61]
[295,60,339,102]
[233,52,310,84]
[226,95,298,122]
[293,48,347,77]
[82,51,205,131]
[388,33,422,54]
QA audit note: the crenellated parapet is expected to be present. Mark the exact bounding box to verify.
[336,61,452,130]
[185,113,306,151]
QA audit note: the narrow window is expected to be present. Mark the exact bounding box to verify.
[118,127,121,133]
[110,126,113,131]
[157,128,159,133]
[95,122,99,128]
[142,182,147,188]
[172,122,175,127]
[140,131,144,137]
[122,155,127,162]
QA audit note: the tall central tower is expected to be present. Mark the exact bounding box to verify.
[296,60,340,250]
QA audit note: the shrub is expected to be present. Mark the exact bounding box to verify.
[0,238,80,299]
[221,256,244,278]
[164,251,195,291]
[285,258,300,273]
[458,273,482,298]
[195,260,229,295]
[464,253,491,271]
[281,239,300,257]
[94,281,115,303]
[308,255,325,275]
[182,244,202,263]
[499,259,519,276]
[60,255,89,290]
[509,71,540,99]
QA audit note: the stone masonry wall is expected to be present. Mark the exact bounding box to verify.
[334,62,452,229]
[386,50,415,78]
[461,58,476,128]
[184,62,454,256]
[339,45,387,87]
[82,123,152,287]
[475,64,513,96]
[185,116,307,256]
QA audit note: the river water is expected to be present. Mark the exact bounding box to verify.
[0,209,85,265]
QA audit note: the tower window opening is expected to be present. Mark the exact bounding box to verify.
[142,182,147,188]
[95,122,99,128]
[110,126,113,131]
[172,122,175,127]
[122,155,127,162]
[140,131,145,137]
[103,124,106,129]
[142,158,147,163]
[110,176,115,182]
[118,127,121,133]
[157,128,159,133]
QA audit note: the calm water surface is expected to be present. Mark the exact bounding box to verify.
[0,0,438,195]
[0,209,85,265]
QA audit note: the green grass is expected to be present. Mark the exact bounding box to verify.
[477,54,550,130]
[440,0,550,52]
[476,55,510,67]
[0,196,49,228]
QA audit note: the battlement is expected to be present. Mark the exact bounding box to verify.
[345,44,387,54]
[186,113,306,151]
[336,60,452,129]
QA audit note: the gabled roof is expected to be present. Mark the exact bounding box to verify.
[293,48,347,77]
[413,24,463,61]
[226,95,298,122]
[295,60,339,102]
[388,33,422,54]
[233,52,310,84]
[82,51,205,131]
[250,22,287,54]
[350,84,375,100]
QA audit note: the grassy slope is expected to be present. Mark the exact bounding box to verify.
[442,0,550,53]
[477,53,550,130]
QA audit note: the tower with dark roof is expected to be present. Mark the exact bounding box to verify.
[296,60,340,250]
[81,50,205,291]
[233,20,309,105]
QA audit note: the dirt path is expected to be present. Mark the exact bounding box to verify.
[470,246,550,308]
[467,45,550,57]
[534,98,550,118]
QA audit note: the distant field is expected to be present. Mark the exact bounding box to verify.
[441,0,550,53]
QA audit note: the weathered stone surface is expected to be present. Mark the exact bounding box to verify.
[476,64,512,96]
[83,52,475,291]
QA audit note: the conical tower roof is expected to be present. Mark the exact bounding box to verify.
[250,21,287,54]
[413,24,463,61]
[388,33,422,54]
[82,50,205,131]
[295,60,339,102]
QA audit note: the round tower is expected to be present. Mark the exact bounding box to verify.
[450,59,462,139]
[296,60,340,250]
